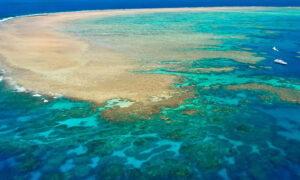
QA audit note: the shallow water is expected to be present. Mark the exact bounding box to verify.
[1,8,300,180]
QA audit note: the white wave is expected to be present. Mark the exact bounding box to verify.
[4,77,14,85]
[49,92,63,98]
[0,75,51,102]
[15,85,26,92]
[0,13,50,25]
[0,17,14,24]
[33,93,42,97]
[0,69,5,74]
[2,77,28,92]
[272,46,279,52]
[1,75,60,99]
[54,94,63,98]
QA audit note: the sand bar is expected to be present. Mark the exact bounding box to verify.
[0,7,273,105]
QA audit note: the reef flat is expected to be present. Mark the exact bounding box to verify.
[0,7,300,180]
[0,7,264,108]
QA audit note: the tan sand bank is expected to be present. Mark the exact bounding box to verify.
[0,7,267,108]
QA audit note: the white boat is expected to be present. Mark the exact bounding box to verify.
[272,46,279,52]
[274,59,287,65]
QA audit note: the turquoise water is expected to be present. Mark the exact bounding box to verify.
[1,8,300,179]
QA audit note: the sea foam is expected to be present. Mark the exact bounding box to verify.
[0,13,50,25]
[0,17,14,24]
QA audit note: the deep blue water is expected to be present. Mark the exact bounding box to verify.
[1,0,300,18]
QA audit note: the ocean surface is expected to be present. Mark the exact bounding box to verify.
[1,3,300,180]
[1,0,300,18]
